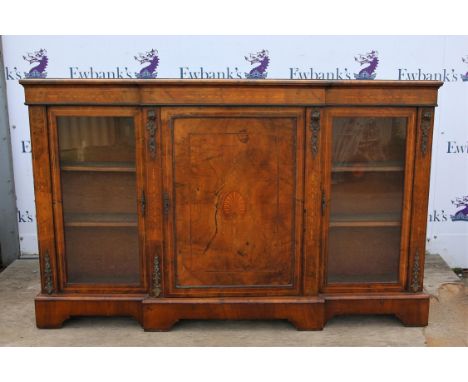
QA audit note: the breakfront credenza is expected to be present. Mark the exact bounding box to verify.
[21,79,442,330]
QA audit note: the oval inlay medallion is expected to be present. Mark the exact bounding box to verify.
[222,191,246,219]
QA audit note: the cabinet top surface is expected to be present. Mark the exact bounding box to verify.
[21,79,442,106]
[20,78,443,88]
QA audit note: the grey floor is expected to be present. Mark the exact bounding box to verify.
[0,255,466,346]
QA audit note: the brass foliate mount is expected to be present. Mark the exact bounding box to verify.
[151,254,162,297]
[147,109,157,158]
[420,110,432,156]
[43,251,54,295]
[310,110,321,156]
[411,250,421,293]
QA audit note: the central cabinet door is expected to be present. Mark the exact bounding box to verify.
[160,107,305,296]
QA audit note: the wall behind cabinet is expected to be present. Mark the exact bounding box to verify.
[1,35,467,267]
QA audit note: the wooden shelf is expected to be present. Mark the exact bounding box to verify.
[332,162,404,172]
[61,162,136,172]
[330,221,401,227]
[64,213,138,227]
[328,274,398,283]
[330,213,401,227]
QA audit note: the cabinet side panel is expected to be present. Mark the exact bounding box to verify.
[29,106,57,294]
[408,108,435,292]
[144,108,164,296]
[135,108,149,292]
[303,108,323,295]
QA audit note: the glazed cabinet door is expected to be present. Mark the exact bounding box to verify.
[48,107,147,293]
[321,108,417,292]
[156,107,306,297]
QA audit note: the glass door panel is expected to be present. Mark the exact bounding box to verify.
[327,116,407,284]
[57,116,140,284]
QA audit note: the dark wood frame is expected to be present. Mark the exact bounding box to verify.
[159,106,306,297]
[320,107,417,294]
[22,79,442,331]
[47,106,148,294]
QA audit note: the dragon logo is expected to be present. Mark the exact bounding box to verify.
[354,50,379,80]
[461,56,468,82]
[134,49,159,79]
[23,49,48,79]
[245,49,269,79]
[450,196,468,222]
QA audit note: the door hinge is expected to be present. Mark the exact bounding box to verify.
[163,192,170,216]
[321,191,326,216]
[147,109,157,158]
[140,190,146,215]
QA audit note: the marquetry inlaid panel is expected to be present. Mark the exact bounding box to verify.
[163,109,304,293]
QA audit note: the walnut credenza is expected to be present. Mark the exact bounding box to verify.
[21,79,442,330]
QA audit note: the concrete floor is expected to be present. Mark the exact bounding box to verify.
[0,255,466,346]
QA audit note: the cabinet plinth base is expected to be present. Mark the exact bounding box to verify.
[34,293,430,330]
[35,295,144,329]
[142,297,325,331]
[324,293,430,327]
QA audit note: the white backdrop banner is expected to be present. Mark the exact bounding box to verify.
[2,35,467,267]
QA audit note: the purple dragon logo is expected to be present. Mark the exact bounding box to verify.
[23,49,48,79]
[461,56,468,82]
[245,49,269,79]
[450,196,468,222]
[134,49,159,79]
[354,50,379,80]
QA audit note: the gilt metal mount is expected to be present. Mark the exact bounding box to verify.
[420,110,432,156]
[411,250,421,292]
[44,251,54,295]
[310,110,321,156]
[147,109,157,158]
[151,254,162,297]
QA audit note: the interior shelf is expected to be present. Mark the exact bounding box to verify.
[330,213,401,227]
[332,162,404,172]
[327,273,398,284]
[61,161,136,172]
[64,213,138,227]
